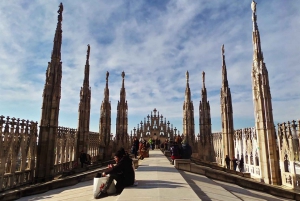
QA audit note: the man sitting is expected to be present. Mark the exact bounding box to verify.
[181,140,192,159]
[170,140,181,165]
[95,149,135,198]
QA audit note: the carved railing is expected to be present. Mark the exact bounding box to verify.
[278,120,300,189]
[53,127,76,175]
[0,116,38,191]
[0,114,104,191]
[212,132,222,165]
[234,127,260,177]
[88,131,101,162]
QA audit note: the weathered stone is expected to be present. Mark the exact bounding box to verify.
[182,71,195,147]
[115,71,129,151]
[99,71,112,159]
[198,71,214,162]
[36,3,63,183]
[77,44,91,161]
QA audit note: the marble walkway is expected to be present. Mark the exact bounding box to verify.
[16,150,292,201]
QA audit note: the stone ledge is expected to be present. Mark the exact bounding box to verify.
[0,167,109,201]
[175,160,299,200]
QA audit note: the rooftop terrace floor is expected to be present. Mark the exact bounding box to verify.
[17,150,291,201]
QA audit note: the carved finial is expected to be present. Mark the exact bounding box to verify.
[106,71,109,82]
[222,44,225,55]
[186,71,189,83]
[202,71,205,84]
[86,44,90,61]
[121,71,125,79]
[251,0,257,13]
[58,3,63,22]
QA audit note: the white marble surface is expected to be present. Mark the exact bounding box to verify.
[16,150,292,201]
[117,151,200,201]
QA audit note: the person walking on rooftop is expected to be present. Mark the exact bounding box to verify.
[232,157,238,171]
[239,156,244,172]
[225,155,231,169]
[133,137,139,159]
[148,137,154,150]
[164,139,168,150]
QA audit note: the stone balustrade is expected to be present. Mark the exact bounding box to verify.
[0,115,105,192]
[0,116,38,191]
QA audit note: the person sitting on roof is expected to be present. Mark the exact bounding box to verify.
[95,148,135,198]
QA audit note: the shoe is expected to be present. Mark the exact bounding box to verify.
[95,191,108,199]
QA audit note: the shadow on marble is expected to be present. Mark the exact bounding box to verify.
[127,180,187,189]
[138,166,177,172]
[214,179,291,201]
[178,171,213,201]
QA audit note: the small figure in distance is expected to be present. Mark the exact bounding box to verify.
[225,155,231,169]
[232,156,238,171]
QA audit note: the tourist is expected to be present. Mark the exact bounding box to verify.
[133,137,139,158]
[95,149,134,198]
[155,138,159,149]
[164,139,168,150]
[225,155,231,169]
[139,140,146,160]
[181,140,192,159]
[239,156,244,172]
[148,138,154,150]
[176,135,183,145]
[79,150,87,168]
[170,140,181,165]
[232,157,238,171]
[130,144,136,157]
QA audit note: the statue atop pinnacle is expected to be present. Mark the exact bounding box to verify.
[106,71,109,82]
[86,44,90,61]
[186,71,189,83]
[251,0,257,13]
[222,44,225,55]
[58,3,63,22]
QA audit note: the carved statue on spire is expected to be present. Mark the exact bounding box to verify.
[86,44,90,61]
[222,44,225,55]
[58,3,63,22]
[202,71,205,84]
[251,0,257,13]
[106,71,109,82]
[121,71,125,79]
[186,71,189,83]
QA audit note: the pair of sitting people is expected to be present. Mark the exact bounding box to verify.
[95,148,135,199]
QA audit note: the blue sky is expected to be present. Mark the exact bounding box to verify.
[0,1,299,135]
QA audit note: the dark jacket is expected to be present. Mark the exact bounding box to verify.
[170,144,181,157]
[134,139,139,149]
[181,143,192,159]
[105,155,134,186]
[79,152,87,163]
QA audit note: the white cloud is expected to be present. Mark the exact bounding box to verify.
[0,1,299,135]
